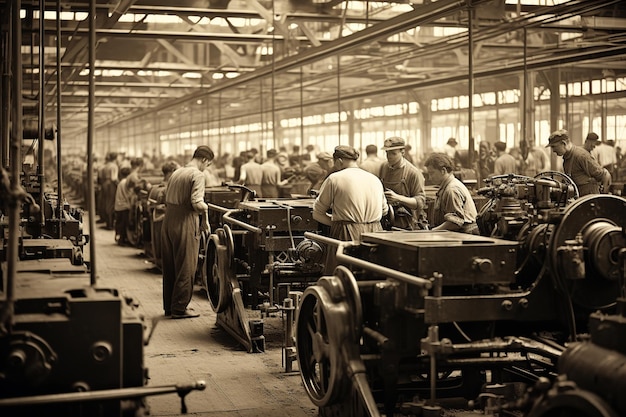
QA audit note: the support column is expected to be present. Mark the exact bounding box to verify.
[548,68,561,170]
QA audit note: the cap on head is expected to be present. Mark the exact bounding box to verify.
[267,149,278,158]
[494,141,507,152]
[193,145,214,160]
[381,136,406,151]
[333,145,359,160]
[546,129,569,147]
[585,132,600,145]
[316,152,333,161]
[447,137,458,146]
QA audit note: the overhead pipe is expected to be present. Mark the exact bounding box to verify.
[179,43,626,126]
[95,0,489,127]
[95,0,620,131]
[304,45,626,108]
[332,0,622,91]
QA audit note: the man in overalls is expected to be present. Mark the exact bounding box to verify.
[161,146,214,319]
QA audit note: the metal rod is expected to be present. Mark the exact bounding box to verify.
[222,210,263,234]
[522,26,528,151]
[299,67,303,150]
[38,0,46,230]
[87,0,97,285]
[0,381,207,407]
[6,0,24,334]
[1,2,11,168]
[336,243,432,289]
[467,4,474,168]
[56,0,62,237]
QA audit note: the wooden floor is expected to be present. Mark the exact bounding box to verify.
[87,222,318,417]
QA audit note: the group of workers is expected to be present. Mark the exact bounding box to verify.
[94,128,615,321]
[311,137,479,243]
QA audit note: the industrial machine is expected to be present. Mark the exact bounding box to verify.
[0,168,206,416]
[0,169,88,268]
[206,197,324,353]
[524,298,626,417]
[476,171,578,239]
[124,170,162,249]
[295,191,625,417]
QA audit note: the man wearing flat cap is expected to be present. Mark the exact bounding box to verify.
[161,145,214,319]
[303,151,335,194]
[313,145,388,243]
[261,149,288,198]
[591,133,618,175]
[379,137,427,230]
[546,129,610,196]
[238,151,264,197]
[583,132,601,154]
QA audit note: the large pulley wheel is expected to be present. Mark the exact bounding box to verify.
[222,223,235,268]
[550,194,626,311]
[527,387,618,417]
[195,230,209,288]
[333,266,363,341]
[206,231,233,313]
[296,274,358,407]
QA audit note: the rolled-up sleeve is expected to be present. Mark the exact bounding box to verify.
[190,170,208,212]
[441,188,468,227]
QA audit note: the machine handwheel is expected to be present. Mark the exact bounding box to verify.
[534,170,579,203]
[206,232,232,313]
[296,282,350,407]
[195,230,209,289]
[527,387,618,417]
[223,223,235,268]
[549,194,626,312]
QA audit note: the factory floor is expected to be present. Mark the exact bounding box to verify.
[88,223,319,417]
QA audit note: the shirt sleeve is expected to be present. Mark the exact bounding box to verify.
[441,188,467,227]
[407,169,426,210]
[190,170,208,212]
[313,178,333,219]
[580,151,605,182]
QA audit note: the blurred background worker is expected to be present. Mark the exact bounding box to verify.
[238,151,263,197]
[583,132,601,154]
[261,148,288,198]
[360,144,384,176]
[304,151,335,194]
